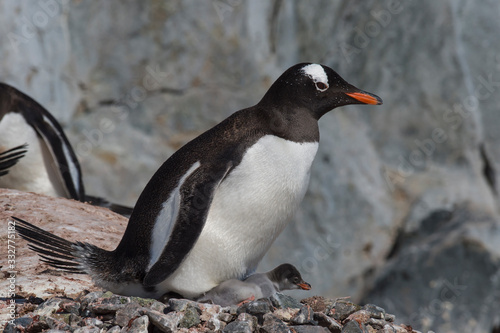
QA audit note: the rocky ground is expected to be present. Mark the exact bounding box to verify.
[2,291,421,333]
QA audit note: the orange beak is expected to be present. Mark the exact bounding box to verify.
[345,92,383,105]
[298,282,312,290]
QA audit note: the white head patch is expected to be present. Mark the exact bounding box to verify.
[302,64,329,92]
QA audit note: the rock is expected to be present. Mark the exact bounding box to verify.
[223,320,254,333]
[330,300,361,322]
[273,308,300,322]
[107,326,122,333]
[270,293,304,309]
[236,299,271,321]
[218,312,234,322]
[314,312,342,333]
[260,313,290,333]
[129,297,166,312]
[290,326,331,333]
[345,310,371,325]
[45,316,72,331]
[291,305,317,325]
[114,303,144,327]
[302,296,334,313]
[125,315,149,333]
[178,304,201,328]
[366,318,386,330]
[73,326,100,333]
[361,304,386,320]
[34,298,64,317]
[3,316,33,333]
[167,298,201,312]
[340,320,365,333]
[362,208,500,332]
[199,303,228,330]
[141,308,184,332]
[59,299,81,315]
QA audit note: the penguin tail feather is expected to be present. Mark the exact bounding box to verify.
[13,216,90,274]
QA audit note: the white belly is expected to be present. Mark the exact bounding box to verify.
[159,135,319,298]
[0,113,66,197]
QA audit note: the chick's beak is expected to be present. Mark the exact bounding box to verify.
[298,282,312,290]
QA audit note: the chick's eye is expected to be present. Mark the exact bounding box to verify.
[315,82,328,91]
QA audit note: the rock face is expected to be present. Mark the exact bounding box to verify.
[1,1,500,332]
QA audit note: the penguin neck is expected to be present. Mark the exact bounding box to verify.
[266,270,284,291]
[258,105,320,143]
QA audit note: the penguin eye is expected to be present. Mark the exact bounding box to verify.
[292,277,299,284]
[315,82,328,92]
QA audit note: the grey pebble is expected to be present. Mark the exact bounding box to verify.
[314,312,342,333]
[291,305,317,325]
[341,320,364,333]
[125,315,149,333]
[331,301,361,322]
[290,326,331,333]
[270,292,304,309]
[223,320,254,333]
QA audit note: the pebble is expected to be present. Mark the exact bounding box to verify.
[314,311,342,333]
[237,299,271,315]
[270,292,304,309]
[178,304,201,328]
[260,313,289,333]
[301,296,335,312]
[291,305,317,325]
[114,303,144,327]
[126,315,149,333]
[290,326,331,333]
[341,320,365,333]
[362,304,386,319]
[223,320,254,333]
[330,300,361,322]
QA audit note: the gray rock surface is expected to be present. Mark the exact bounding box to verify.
[1,1,500,332]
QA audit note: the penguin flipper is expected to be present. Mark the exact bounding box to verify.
[0,144,28,176]
[143,161,233,286]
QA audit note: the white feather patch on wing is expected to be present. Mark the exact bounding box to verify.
[147,161,201,270]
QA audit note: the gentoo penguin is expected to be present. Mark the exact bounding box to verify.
[0,83,133,217]
[0,144,27,177]
[196,263,311,306]
[14,63,382,299]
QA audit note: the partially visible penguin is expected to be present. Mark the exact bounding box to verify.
[0,83,133,217]
[15,63,382,299]
[197,263,311,306]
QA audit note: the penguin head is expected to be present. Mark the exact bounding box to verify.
[270,263,311,291]
[259,63,382,120]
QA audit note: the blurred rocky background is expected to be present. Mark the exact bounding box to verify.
[1,1,500,332]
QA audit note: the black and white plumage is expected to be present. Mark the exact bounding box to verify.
[0,83,133,217]
[15,63,382,299]
[196,263,311,306]
[0,144,28,177]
